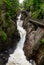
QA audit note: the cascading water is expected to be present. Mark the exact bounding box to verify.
[6,13,32,65]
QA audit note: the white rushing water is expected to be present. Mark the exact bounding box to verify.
[6,13,32,65]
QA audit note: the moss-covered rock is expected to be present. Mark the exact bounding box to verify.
[0,0,20,51]
[0,30,7,41]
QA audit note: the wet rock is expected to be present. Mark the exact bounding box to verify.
[35,44,44,65]
[24,24,44,60]
[0,21,20,65]
[22,12,44,65]
[0,49,9,65]
[0,2,20,65]
[17,10,44,65]
[0,59,4,65]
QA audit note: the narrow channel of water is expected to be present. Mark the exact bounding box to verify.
[6,13,32,65]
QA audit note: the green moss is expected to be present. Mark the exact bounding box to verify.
[7,25,16,36]
[40,38,44,44]
[0,0,3,5]
[0,30,7,41]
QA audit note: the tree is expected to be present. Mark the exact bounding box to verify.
[23,0,44,20]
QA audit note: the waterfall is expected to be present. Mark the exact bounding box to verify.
[6,13,32,65]
[17,13,26,49]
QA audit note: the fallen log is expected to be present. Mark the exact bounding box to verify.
[29,18,44,28]
[21,10,44,28]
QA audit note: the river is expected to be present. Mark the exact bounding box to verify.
[6,13,33,65]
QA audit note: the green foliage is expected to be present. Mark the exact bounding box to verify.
[24,0,34,11]
[0,0,3,5]
[0,0,20,49]
[23,0,44,20]
[5,12,13,27]
[4,0,19,19]
[41,38,44,44]
[0,30,7,41]
[32,9,41,19]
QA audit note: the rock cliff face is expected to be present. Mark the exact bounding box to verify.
[21,11,44,65]
[35,44,44,65]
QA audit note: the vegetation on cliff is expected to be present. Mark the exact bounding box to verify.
[0,0,20,50]
[23,0,44,20]
[0,0,44,65]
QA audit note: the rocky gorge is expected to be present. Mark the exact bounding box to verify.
[0,2,44,65]
[21,10,44,65]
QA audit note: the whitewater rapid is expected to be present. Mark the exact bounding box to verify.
[6,13,32,65]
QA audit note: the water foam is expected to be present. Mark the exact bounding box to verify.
[6,13,32,65]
